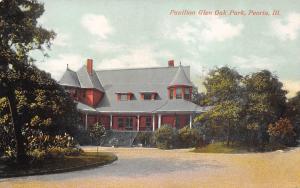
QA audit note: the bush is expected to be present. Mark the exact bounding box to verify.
[178,127,202,148]
[133,132,155,147]
[29,149,47,161]
[154,125,178,149]
[46,147,65,159]
[62,147,83,156]
[268,118,296,147]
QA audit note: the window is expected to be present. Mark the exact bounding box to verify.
[145,117,152,130]
[176,88,182,99]
[143,93,152,100]
[184,88,191,100]
[120,94,128,101]
[125,117,133,130]
[118,118,124,128]
[169,88,174,99]
[82,91,86,98]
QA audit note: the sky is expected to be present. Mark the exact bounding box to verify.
[33,0,300,98]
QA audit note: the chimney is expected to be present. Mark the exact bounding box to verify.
[86,59,93,75]
[168,60,174,67]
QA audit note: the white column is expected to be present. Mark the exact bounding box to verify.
[152,114,155,132]
[137,115,140,131]
[158,114,161,129]
[110,114,113,130]
[189,114,192,129]
[85,113,88,130]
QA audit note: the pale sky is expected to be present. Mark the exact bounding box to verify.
[33,0,300,97]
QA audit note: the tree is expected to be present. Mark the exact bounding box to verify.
[195,67,243,146]
[89,122,106,154]
[286,91,300,137]
[243,70,287,147]
[0,65,80,157]
[0,0,55,163]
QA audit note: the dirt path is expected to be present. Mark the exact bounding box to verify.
[1,147,300,188]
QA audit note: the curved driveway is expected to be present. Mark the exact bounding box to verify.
[1,147,300,188]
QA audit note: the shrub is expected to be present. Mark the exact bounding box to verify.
[46,147,65,159]
[154,125,178,149]
[62,147,83,156]
[29,149,47,161]
[268,118,296,147]
[178,127,202,148]
[134,132,155,147]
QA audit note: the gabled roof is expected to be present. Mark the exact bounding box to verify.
[59,68,81,88]
[168,65,193,87]
[59,66,104,92]
[77,66,104,92]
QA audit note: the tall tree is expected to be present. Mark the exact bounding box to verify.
[195,67,243,145]
[0,0,55,163]
[243,70,287,146]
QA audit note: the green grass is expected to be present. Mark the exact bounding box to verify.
[193,142,247,154]
[0,152,117,178]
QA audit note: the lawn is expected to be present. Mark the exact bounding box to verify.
[193,142,247,153]
[0,152,117,178]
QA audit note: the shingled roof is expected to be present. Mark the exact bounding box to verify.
[59,68,80,88]
[168,64,193,87]
[60,61,207,114]
[59,65,104,92]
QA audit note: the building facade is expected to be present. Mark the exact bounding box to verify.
[59,59,208,131]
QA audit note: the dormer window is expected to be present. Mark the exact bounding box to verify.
[184,87,191,100]
[140,92,157,100]
[169,88,174,99]
[176,88,182,99]
[120,94,128,101]
[116,92,133,101]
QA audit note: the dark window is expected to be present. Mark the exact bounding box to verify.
[145,117,152,130]
[143,93,152,100]
[184,88,191,100]
[82,91,86,98]
[176,88,182,99]
[170,88,174,99]
[125,117,133,130]
[120,94,128,101]
[118,118,124,128]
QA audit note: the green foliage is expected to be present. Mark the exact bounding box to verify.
[134,131,155,147]
[195,67,289,151]
[243,70,287,146]
[154,125,178,149]
[0,65,80,158]
[204,66,242,104]
[89,122,106,146]
[286,91,300,138]
[178,127,202,148]
[196,67,243,146]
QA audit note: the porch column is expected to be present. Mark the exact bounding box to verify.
[85,113,88,130]
[158,114,161,129]
[152,114,155,132]
[137,115,140,131]
[110,114,113,130]
[189,114,192,129]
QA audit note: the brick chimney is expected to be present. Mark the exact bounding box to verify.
[168,60,174,67]
[86,59,93,75]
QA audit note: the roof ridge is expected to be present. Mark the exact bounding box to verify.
[96,65,190,72]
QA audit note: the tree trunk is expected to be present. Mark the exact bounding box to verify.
[7,88,27,163]
[226,121,230,147]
